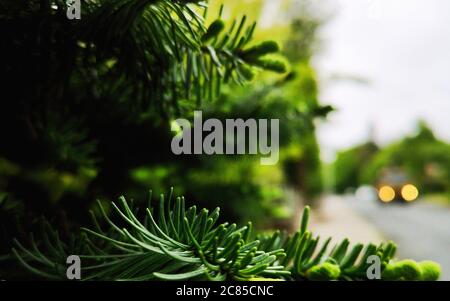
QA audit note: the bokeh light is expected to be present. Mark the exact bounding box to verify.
[401,184,419,202]
[378,186,395,202]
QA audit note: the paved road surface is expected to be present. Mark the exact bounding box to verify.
[345,195,450,281]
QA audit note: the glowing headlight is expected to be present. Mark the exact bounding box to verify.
[378,186,395,202]
[401,184,419,202]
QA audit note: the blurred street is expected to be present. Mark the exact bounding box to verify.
[311,195,450,280]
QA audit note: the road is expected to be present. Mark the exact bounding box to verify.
[344,194,450,281]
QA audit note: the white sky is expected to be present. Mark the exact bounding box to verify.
[312,0,450,161]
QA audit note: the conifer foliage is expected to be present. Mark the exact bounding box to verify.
[0,0,287,233]
[12,189,441,281]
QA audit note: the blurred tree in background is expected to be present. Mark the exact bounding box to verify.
[333,142,379,194]
[362,121,450,195]
[333,121,450,197]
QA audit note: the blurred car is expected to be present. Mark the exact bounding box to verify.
[376,168,419,204]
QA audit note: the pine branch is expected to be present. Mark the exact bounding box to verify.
[9,189,441,281]
[1,0,287,116]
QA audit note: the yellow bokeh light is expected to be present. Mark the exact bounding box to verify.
[378,186,395,202]
[401,184,419,202]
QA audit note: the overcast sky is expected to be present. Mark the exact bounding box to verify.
[312,0,450,161]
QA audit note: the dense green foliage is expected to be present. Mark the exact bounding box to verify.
[8,189,440,280]
[0,0,291,250]
[0,0,327,244]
